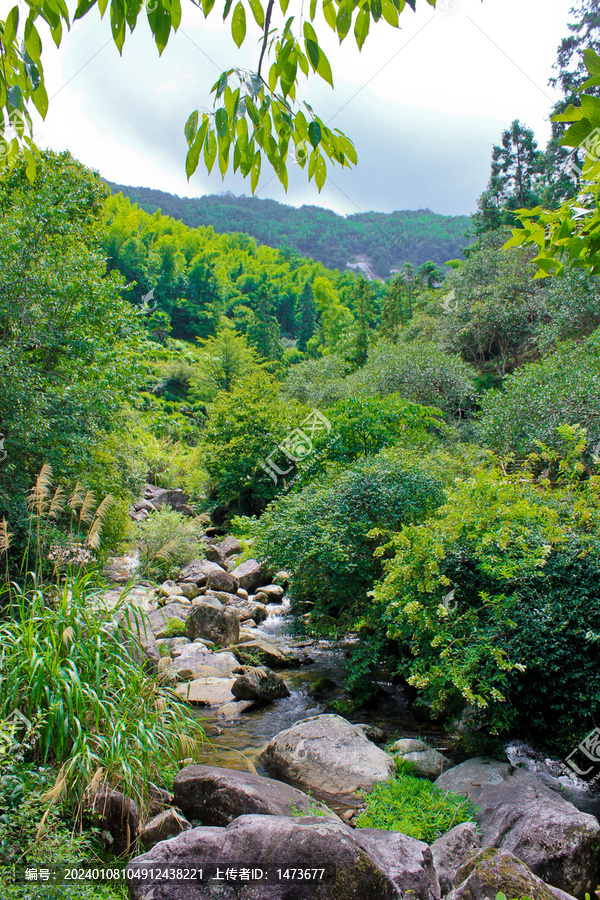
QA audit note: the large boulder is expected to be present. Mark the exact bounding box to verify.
[173,766,335,825]
[219,536,242,557]
[435,758,600,897]
[179,559,225,586]
[143,484,194,516]
[355,829,440,900]
[139,809,191,849]
[186,602,240,647]
[175,677,236,706]
[126,814,407,899]
[454,848,577,900]
[231,666,290,703]
[171,645,239,679]
[233,558,268,593]
[82,786,138,855]
[259,714,395,802]
[207,568,239,594]
[234,635,290,668]
[229,598,268,624]
[430,822,481,895]
[258,584,285,603]
[148,602,193,640]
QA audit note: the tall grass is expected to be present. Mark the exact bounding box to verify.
[0,467,205,823]
[0,573,204,816]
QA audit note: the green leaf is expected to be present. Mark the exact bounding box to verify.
[315,155,326,191]
[7,85,22,110]
[251,151,261,193]
[354,6,370,49]
[185,121,208,181]
[381,0,399,27]
[305,38,320,71]
[215,107,229,137]
[169,0,182,29]
[24,19,43,63]
[248,0,264,27]
[231,1,246,47]
[32,83,48,118]
[3,7,19,45]
[371,0,382,22]
[148,5,172,54]
[323,0,337,30]
[74,0,97,22]
[308,120,321,149]
[184,109,199,146]
[316,49,333,87]
[584,48,600,77]
[223,0,233,19]
[204,128,217,173]
[336,3,353,40]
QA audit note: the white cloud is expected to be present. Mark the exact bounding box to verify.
[28,0,573,214]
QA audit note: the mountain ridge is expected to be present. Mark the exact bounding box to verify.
[106,182,474,279]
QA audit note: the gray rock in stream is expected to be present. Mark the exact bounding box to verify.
[430,822,481,895]
[126,814,437,899]
[435,758,600,897]
[173,765,335,824]
[231,666,289,703]
[454,848,578,900]
[259,713,395,803]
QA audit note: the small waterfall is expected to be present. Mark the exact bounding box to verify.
[505,739,600,817]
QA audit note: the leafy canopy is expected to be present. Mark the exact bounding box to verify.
[0,0,434,191]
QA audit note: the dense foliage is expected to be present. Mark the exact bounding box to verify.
[253,449,445,618]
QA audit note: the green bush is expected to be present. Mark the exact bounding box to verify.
[355,774,476,843]
[255,449,444,619]
[481,335,600,456]
[348,341,476,420]
[375,455,600,749]
[137,507,202,579]
[312,396,448,469]
[0,751,127,899]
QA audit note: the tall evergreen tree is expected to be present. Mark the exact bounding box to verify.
[545,0,600,206]
[296,280,317,353]
[351,276,377,367]
[380,275,406,343]
[475,121,545,233]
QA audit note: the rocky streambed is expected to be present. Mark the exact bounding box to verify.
[101,536,600,900]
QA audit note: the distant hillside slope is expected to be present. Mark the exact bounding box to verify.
[106,183,474,279]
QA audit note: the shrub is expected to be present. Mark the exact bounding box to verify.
[164,618,187,638]
[481,335,600,456]
[355,774,476,843]
[375,457,600,749]
[281,353,350,407]
[348,341,476,420]
[313,396,448,468]
[255,450,444,619]
[137,507,201,579]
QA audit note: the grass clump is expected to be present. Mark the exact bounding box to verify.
[137,507,203,579]
[355,773,476,843]
[0,573,204,817]
[164,618,187,638]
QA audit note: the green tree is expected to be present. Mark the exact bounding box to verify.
[380,275,406,342]
[0,151,140,535]
[191,320,260,400]
[474,121,546,233]
[296,280,317,353]
[203,371,306,515]
[350,275,377,367]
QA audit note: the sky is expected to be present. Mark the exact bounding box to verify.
[21,0,574,216]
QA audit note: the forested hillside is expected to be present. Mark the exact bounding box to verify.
[107,182,473,277]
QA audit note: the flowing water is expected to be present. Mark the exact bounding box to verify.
[191,601,600,820]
